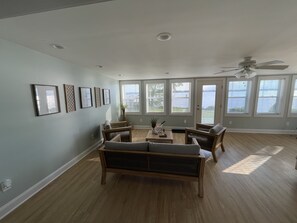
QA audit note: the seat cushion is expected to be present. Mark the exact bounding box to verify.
[149,143,200,155]
[105,141,149,151]
[209,123,223,134]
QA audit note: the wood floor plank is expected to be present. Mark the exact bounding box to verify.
[1,130,297,223]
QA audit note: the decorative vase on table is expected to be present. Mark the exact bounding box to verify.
[151,117,158,135]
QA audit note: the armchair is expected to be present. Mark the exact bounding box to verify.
[102,121,132,142]
[185,123,226,162]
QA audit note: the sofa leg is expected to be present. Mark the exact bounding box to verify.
[212,151,217,162]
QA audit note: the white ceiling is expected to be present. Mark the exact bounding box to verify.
[0,0,297,80]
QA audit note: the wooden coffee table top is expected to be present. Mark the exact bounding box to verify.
[145,130,173,143]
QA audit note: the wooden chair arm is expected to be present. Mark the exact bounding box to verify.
[196,123,213,130]
[110,121,128,128]
[103,126,132,133]
[185,128,214,137]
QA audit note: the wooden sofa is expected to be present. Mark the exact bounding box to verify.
[98,135,210,197]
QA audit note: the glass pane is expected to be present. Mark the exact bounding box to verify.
[292,79,297,113]
[227,98,246,113]
[146,83,164,113]
[171,82,191,113]
[257,79,281,114]
[257,98,277,113]
[291,97,297,113]
[122,84,140,112]
[201,85,216,124]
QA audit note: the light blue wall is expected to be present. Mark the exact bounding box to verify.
[0,38,120,207]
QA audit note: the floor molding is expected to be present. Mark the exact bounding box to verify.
[0,139,104,220]
[227,128,297,134]
[133,125,296,135]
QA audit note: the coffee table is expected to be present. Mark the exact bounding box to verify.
[145,130,173,143]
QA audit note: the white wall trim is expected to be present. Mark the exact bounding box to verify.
[227,128,296,134]
[0,139,104,220]
[133,125,297,135]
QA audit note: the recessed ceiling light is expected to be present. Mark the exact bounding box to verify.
[156,32,172,41]
[50,43,64,49]
[96,65,103,68]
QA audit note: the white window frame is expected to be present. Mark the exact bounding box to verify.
[254,75,289,117]
[144,80,166,115]
[225,78,255,117]
[120,81,142,115]
[288,75,297,117]
[169,79,193,116]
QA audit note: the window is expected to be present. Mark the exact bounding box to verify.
[120,81,141,113]
[255,76,288,116]
[145,81,166,114]
[170,80,192,114]
[288,76,297,116]
[226,79,253,115]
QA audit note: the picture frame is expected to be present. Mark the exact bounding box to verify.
[64,84,76,113]
[102,88,111,105]
[79,87,93,108]
[94,87,101,107]
[31,84,60,116]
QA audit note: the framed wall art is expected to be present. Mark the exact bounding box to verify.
[31,84,60,116]
[64,84,76,113]
[102,88,111,105]
[94,87,101,107]
[79,87,93,108]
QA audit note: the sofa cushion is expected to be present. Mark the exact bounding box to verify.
[105,141,149,151]
[209,123,223,134]
[149,143,200,155]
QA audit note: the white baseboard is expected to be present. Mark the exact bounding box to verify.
[227,128,296,134]
[133,125,296,135]
[0,139,104,220]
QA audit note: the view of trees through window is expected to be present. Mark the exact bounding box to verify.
[257,79,281,114]
[201,85,216,124]
[171,82,191,113]
[121,83,140,112]
[227,81,250,113]
[146,82,165,113]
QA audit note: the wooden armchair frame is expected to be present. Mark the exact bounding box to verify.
[102,121,132,142]
[185,123,226,162]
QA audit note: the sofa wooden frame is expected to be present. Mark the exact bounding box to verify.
[98,138,206,197]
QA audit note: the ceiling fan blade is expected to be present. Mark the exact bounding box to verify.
[255,60,284,67]
[255,65,289,70]
[214,68,241,74]
[221,66,238,69]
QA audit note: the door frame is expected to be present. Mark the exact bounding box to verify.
[194,78,225,127]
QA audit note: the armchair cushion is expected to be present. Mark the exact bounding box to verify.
[103,120,111,130]
[209,123,223,134]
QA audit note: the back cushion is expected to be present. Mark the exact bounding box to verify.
[149,143,200,155]
[105,141,149,151]
[209,123,223,134]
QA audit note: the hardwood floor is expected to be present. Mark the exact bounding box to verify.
[1,130,297,223]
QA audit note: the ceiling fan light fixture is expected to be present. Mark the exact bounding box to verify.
[234,71,243,79]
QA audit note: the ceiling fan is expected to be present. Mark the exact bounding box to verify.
[214,57,289,79]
